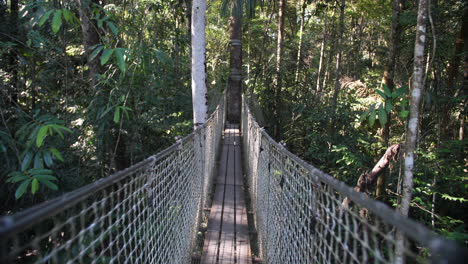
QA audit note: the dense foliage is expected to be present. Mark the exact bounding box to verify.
[0,0,466,247]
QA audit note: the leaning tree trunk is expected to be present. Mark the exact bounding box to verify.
[273,0,287,139]
[227,0,243,123]
[191,0,208,127]
[376,0,402,199]
[330,0,345,130]
[395,0,428,262]
[77,0,102,89]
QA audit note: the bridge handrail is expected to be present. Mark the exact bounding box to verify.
[0,94,226,263]
[241,95,465,263]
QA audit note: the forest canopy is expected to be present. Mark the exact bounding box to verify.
[0,0,466,246]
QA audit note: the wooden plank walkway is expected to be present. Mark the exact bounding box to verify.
[201,124,252,264]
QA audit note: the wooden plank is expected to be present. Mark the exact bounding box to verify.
[219,184,236,264]
[201,180,225,263]
[202,125,252,264]
[235,187,252,264]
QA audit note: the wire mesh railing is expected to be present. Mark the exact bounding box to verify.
[0,96,225,264]
[241,96,465,264]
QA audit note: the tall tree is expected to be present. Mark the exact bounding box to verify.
[294,0,307,83]
[227,0,243,123]
[376,0,403,198]
[330,0,345,129]
[77,0,102,88]
[395,0,428,262]
[192,0,208,127]
[273,0,287,139]
[316,11,329,96]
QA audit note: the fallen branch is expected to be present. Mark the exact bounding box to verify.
[340,144,401,210]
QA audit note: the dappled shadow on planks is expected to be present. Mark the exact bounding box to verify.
[201,124,252,264]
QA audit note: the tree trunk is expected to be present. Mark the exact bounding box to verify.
[191,0,208,127]
[273,0,287,139]
[330,0,346,129]
[7,0,19,105]
[294,0,307,83]
[395,0,428,262]
[441,7,467,140]
[377,0,402,199]
[227,0,243,123]
[316,13,328,96]
[77,0,102,89]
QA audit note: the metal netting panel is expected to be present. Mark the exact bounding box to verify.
[0,96,225,264]
[241,96,464,264]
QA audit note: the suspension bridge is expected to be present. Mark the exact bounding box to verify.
[0,95,465,264]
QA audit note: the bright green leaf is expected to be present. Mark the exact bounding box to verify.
[114,107,120,124]
[52,10,62,34]
[31,178,39,194]
[378,105,387,126]
[386,101,392,113]
[100,49,113,65]
[359,111,369,123]
[36,125,49,147]
[107,21,119,35]
[89,45,103,62]
[62,9,73,23]
[369,109,376,127]
[376,89,387,99]
[50,148,64,161]
[400,110,409,119]
[115,48,126,72]
[15,179,31,199]
[383,84,392,97]
[39,10,53,27]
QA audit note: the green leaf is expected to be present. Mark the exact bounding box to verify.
[50,148,64,161]
[21,152,33,171]
[35,174,57,182]
[383,84,392,97]
[8,174,29,183]
[39,10,53,26]
[30,168,53,175]
[114,107,120,123]
[115,48,126,72]
[378,105,387,126]
[376,89,387,99]
[100,49,114,65]
[43,150,53,167]
[31,178,39,194]
[34,152,44,169]
[62,9,73,23]
[36,125,49,147]
[41,180,58,190]
[400,110,409,119]
[386,101,392,113]
[89,45,103,62]
[15,179,31,199]
[369,109,376,127]
[52,10,62,34]
[359,110,369,123]
[107,21,119,35]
